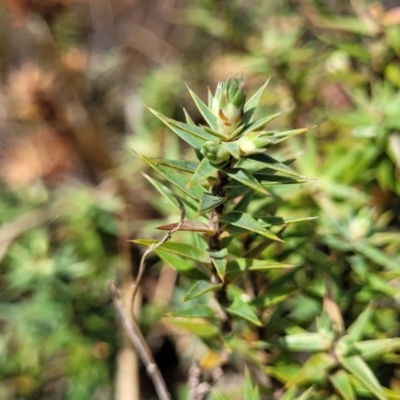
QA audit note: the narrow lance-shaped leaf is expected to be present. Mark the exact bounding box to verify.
[285,353,337,387]
[221,140,241,159]
[183,280,223,302]
[149,106,222,146]
[142,173,183,213]
[329,370,356,400]
[270,126,315,145]
[257,215,318,227]
[139,154,204,201]
[183,107,195,126]
[209,248,228,281]
[197,192,227,215]
[353,338,400,361]
[266,365,300,384]
[252,386,260,400]
[296,386,316,400]
[220,211,283,242]
[346,302,374,342]
[156,249,209,279]
[245,368,254,400]
[164,317,220,338]
[280,386,297,400]
[227,168,270,195]
[188,157,221,187]
[224,185,251,201]
[133,239,208,263]
[253,288,296,308]
[241,112,282,134]
[147,107,208,148]
[170,118,222,140]
[186,85,219,131]
[355,241,400,271]
[254,173,308,185]
[207,87,213,108]
[152,158,198,173]
[268,332,335,352]
[245,153,307,179]
[226,296,263,326]
[338,355,387,400]
[242,79,270,124]
[226,258,294,275]
[170,304,216,319]
[245,369,261,400]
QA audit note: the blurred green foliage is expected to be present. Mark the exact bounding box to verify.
[0,0,399,399]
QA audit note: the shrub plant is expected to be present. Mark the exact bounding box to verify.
[132,77,400,399]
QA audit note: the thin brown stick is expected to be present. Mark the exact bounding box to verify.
[115,204,140,400]
[112,196,185,399]
[109,282,171,400]
[130,196,185,315]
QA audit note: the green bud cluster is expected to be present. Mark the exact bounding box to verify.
[211,77,246,138]
[201,141,230,165]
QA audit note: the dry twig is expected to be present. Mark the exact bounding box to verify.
[110,196,185,400]
[109,282,171,400]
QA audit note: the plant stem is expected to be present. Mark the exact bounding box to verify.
[208,168,231,331]
[208,170,228,251]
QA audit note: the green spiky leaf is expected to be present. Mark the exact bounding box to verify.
[245,153,307,178]
[165,317,219,338]
[226,258,293,276]
[186,85,219,131]
[253,288,296,308]
[253,173,308,185]
[353,338,400,361]
[226,296,263,326]
[268,332,335,352]
[183,107,195,125]
[133,239,208,263]
[152,158,198,173]
[188,157,221,187]
[220,211,283,241]
[139,154,204,200]
[221,140,241,159]
[346,302,374,342]
[270,126,315,144]
[142,173,184,212]
[226,168,270,195]
[257,215,318,227]
[286,353,337,387]
[209,248,228,281]
[242,79,270,124]
[170,304,216,319]
[156,249,209,280]
[197,192,227,215]
[329,370,356,400]
[338,355,387,400]
[147,107,209,148]
[242,112,281,134]
[183,280,223,302]
[296,386,316,400]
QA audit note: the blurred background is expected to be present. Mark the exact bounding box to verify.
[0,0,399,399]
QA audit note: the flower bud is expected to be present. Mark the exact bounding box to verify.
[212,77,246,138]
[237,131,272,155]
[201,141,230,164]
